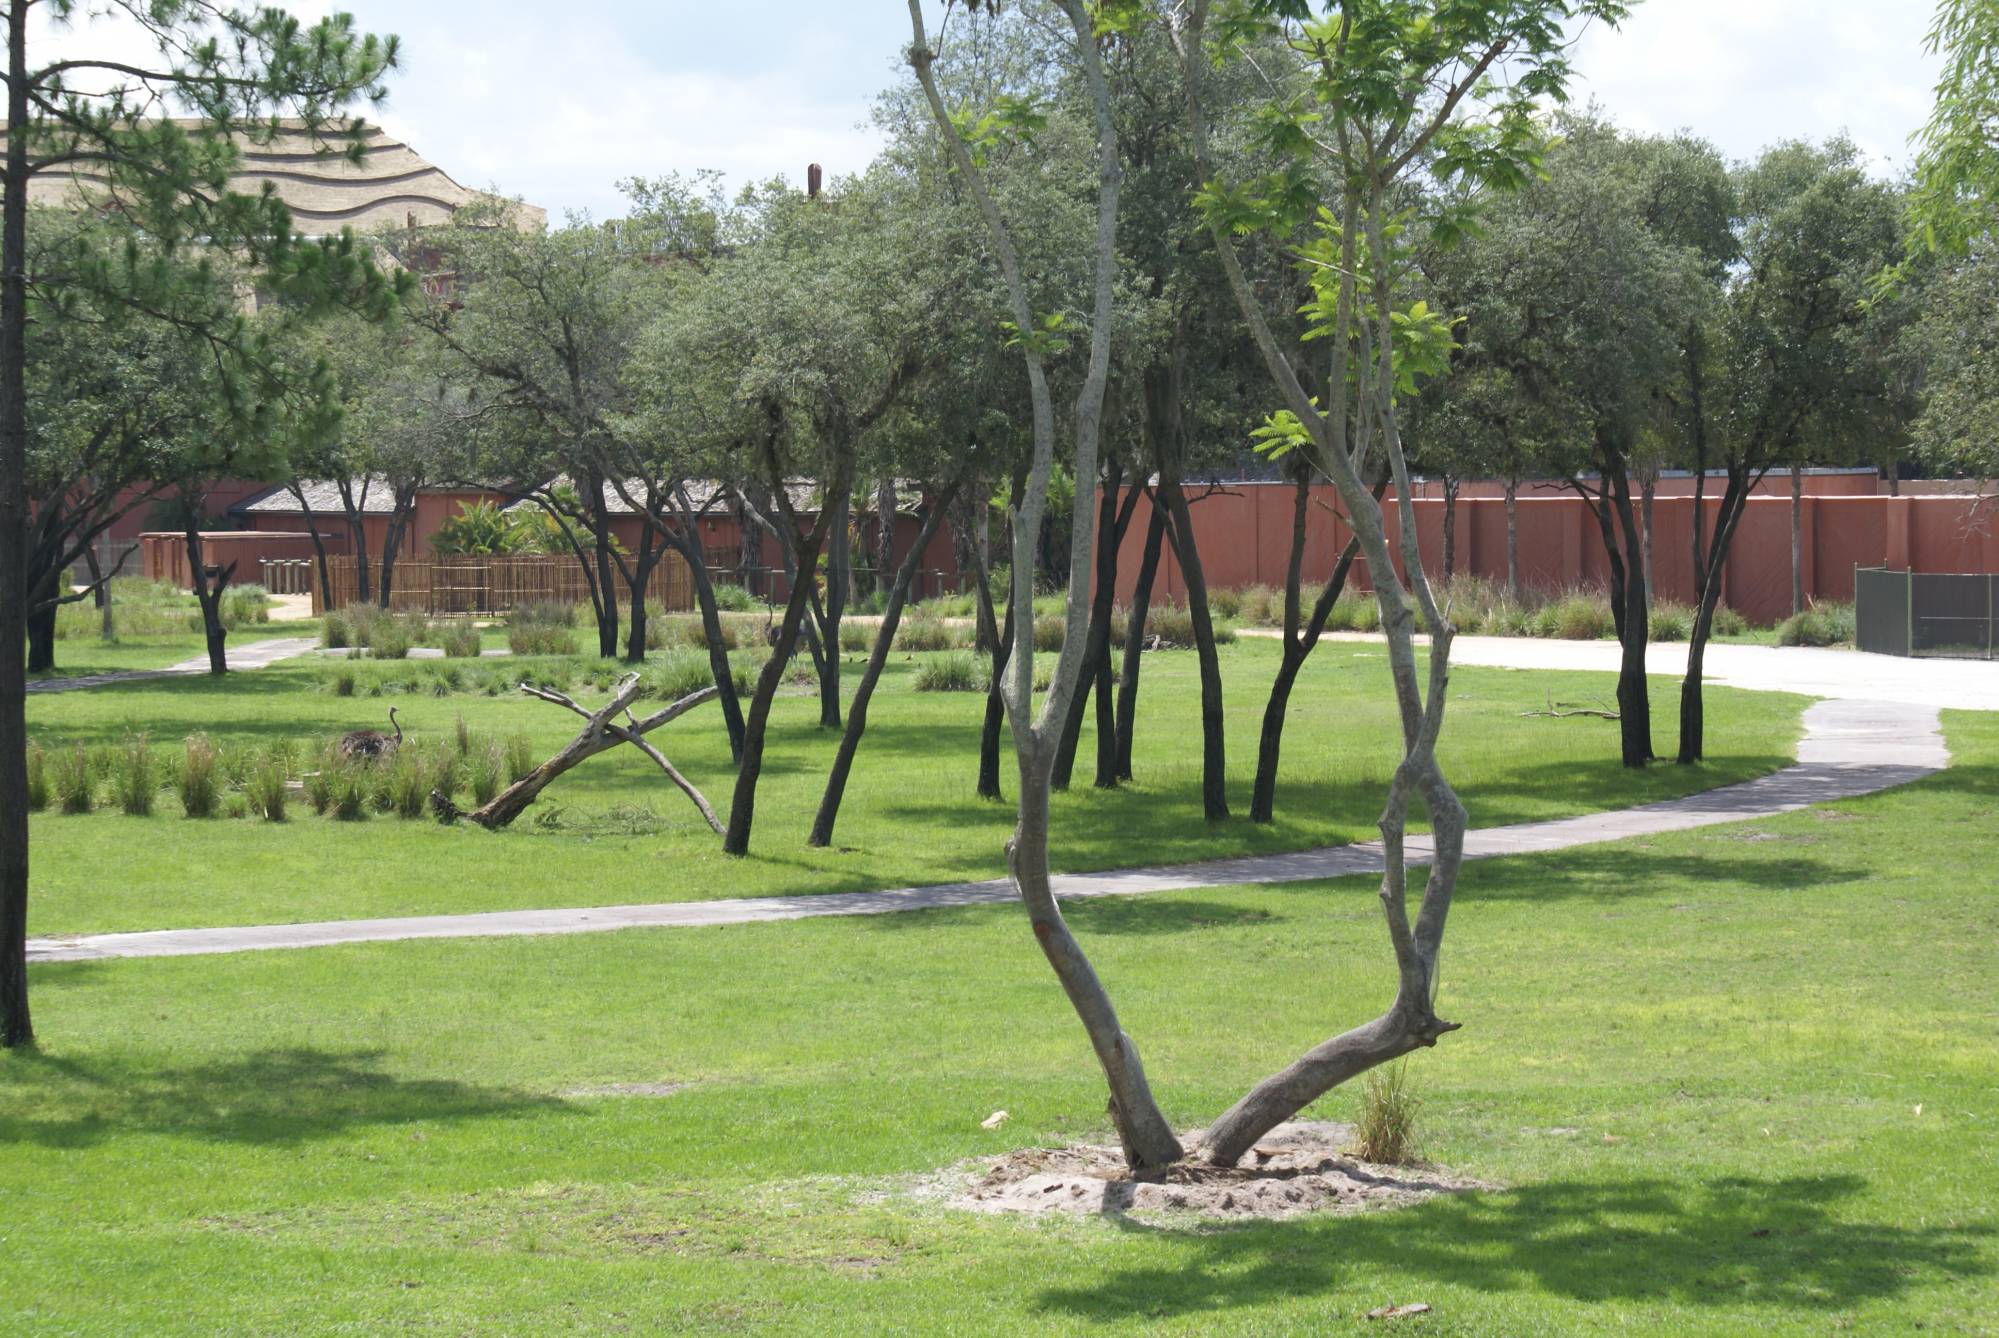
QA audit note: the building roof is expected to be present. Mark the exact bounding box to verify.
[232,478,492,516]
[24,120,545,235]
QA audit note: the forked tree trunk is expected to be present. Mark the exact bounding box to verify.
[679,537,747,761]
[183,524,233,676]
[815,492,850,730]
[910,0,1180,1172]
[458,677,718,830]
[1678,469,1753,764]
[724,499,838,856]
[809,492,954,846]
[1113,501,1167,783]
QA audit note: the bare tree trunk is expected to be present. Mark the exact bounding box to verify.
[287,483,334,612]
[1,2,34,1045]
[183,524,234,676]
[1054,462,1132,789]
[875,478,896,599]
[1640,467,1657,603]
[461,677,718,830]
[1159,478,1228,821]
[24,569,56,673]
[1679,475,1752,764]
[1790,464,1804,616]
[1440,474,1459,580]
[1113,501,1167,783]
[84,544,112,641]
[810,491,954,846]
[815,492,850,730]
[1504,476,1519,600]
[972,547,1012,802]
[672,530,746,761]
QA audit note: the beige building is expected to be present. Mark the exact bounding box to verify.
[26,118,544,236]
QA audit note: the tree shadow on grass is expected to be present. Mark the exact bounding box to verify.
[858,896,1287,937]
[1458,846,1873,903]
[1035,1174,1992,1323]
[0,1046,568,1150]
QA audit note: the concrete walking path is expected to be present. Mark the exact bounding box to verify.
[26,697,1947,964]
[25,637,323,694]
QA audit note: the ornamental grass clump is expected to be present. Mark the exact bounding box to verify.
[246,751,289,822]
[1536,592,1613,641]
[469,741,505,807]
[1649,601,1694,643]
[437,621,482,659]
[913,652,983,693]
[507,622,577,656]
[1349,1062,1423,1166]
[25,742,49,812]
[54,744,94,814]
[897,611,963,652]
[177,733,219,818]
[504,733,537,784]
[113,733,155,816]
[1776,601,1855,648]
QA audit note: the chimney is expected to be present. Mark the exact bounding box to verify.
[807,163,823,200]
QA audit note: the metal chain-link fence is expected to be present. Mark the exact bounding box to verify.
[1856,566,1996,659]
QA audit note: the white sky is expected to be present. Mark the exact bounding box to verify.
[31,1,1944,220]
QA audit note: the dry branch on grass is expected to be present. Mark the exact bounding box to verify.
[434,674,721,833]
[1520,698,1621,720]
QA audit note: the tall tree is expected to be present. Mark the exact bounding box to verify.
[1678,141,1904,761]
[1,0,401,1048]
[909,0,1184,1171]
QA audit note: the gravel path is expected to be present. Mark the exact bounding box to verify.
[25,696,1946,963]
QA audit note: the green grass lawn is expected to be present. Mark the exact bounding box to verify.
[22,638,1803,934]
[26,631,211,678]
[1,711,1990,1334]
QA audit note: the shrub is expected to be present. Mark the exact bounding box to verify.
[508,622,578,656]
[177,734,219,818]
[219,583,272,630]
[1207,586,1244,620]
[1776,601,1855,648]
[470,742,505,807]
[508,599,577,628]
[897,612,963,652]
[1325,592,1381,633]
[329,665,357,697]
[1033,614,1067,652]
[1349,1062,1422,1165]
[644,652,723,703]
[113,733,155,816]
[913,652,983,692]
[1649,602,1693,643]
[367,616,415,660]
[1536,592,1613,641]
[247,751,289,822]
[54,744,94,814]
[505,733,537,784]
[1235,583,1282,627]
[664,614,738,652]
[709,583,754,612]
[839,620,873,653]
[322,609,352,649]
[437,621,482,659]
[1711,604,1749,638]
[25,742,49,812]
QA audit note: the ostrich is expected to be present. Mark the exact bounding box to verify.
[338,707,403,762]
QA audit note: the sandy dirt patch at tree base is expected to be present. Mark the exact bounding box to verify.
[950,1122,1485,1221]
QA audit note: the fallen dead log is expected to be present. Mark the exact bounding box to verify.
[1520,696,1621,721]
[435,674,722,832]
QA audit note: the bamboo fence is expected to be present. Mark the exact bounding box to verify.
[312,552,695,617]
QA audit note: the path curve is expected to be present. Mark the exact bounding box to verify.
[27,697,1945,963]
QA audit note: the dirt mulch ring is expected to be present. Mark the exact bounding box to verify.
[947,1122,1486,1222]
